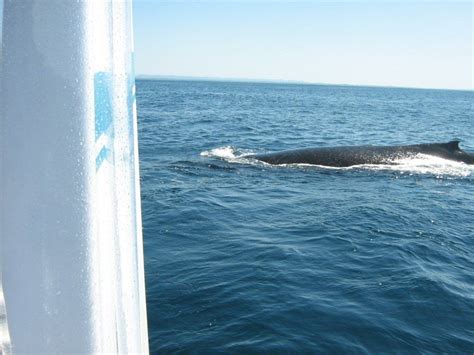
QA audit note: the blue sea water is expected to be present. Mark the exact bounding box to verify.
[137,79,474,353]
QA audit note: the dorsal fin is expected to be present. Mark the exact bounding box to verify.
[443,140,461,151]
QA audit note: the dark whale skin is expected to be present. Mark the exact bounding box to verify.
[252,141,474,167]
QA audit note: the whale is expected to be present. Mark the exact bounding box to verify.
[251,141,474,167]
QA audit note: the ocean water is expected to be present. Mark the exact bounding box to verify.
[137,80,474,353]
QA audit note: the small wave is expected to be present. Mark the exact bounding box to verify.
[200,146,256,165]
[354,154,473,178]
[202,147,473,178]
[285,154,473,178]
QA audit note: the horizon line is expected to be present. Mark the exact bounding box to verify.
[136,74,473,92]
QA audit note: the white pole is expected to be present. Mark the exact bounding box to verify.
[0,0,148,353]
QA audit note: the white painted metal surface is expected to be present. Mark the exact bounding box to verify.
[0,0,148,353]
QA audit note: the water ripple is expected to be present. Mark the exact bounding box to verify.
[138,80,474,353]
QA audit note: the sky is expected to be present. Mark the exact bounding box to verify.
[0,1,470,90]
[133,0,473,90]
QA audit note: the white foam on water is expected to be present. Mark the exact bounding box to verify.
[200,146,257,164]
[355,154,473,178]
[202,147,473,178]
[201,146,237,160]
[286,154,473,178]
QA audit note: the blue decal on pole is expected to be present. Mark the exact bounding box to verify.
[127,53,137,161]
[96,147,112,170]
[94,72,114,169]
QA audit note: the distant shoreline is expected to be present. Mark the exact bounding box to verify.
[135,75,473,93]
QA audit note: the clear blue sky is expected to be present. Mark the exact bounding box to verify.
[133,1,472,90]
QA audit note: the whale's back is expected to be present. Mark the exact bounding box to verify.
[253,141,474,167]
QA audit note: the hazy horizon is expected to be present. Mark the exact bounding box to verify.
[136,73,474,92]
